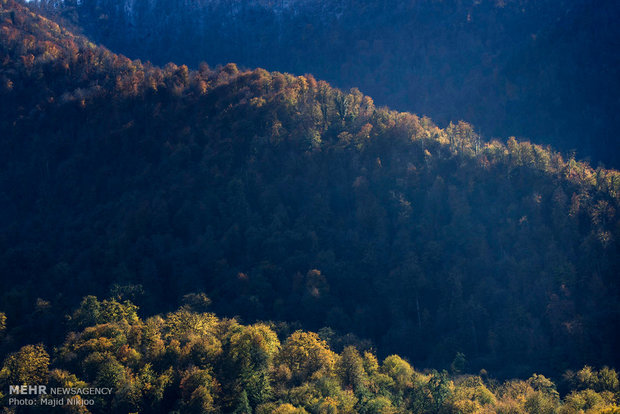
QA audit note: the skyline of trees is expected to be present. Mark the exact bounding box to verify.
[31,0,620,168]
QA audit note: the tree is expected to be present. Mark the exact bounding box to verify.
[381,355,414,393]
[69,296,139,328]
[94,358,127,390]
[428,370,452,412]
[337,346,368,393]
[233,390,252,414]
[361,396,397,414]
[450,352,466,375]
[277,331,337,384]
[180,367,219,413]
[0,344,50,385]
[182,292,212,312]
[270,403,309,414]
[229,324,281,374]
[69,295,102,328]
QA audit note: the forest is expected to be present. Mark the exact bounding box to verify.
[1,295,620,413]
[0,0,620,411]
[30,0,620,168]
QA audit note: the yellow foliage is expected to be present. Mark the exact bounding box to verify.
[277,331,337,383]
[0,344,50,385]
[271,403,310,414]
[163,309,218,340]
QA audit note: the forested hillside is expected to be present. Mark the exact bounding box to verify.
[32,0,620,167]
[1,0,620,394]
[1,296,620,413]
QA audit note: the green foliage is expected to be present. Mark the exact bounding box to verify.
[452,375,496,410]
[69,296,102,328]
[229,324,281,374]
[564,366,620,394]
[523,390,559,414]
[337,346,368,394]
[381,355,414,393]
[69,296,139,328]
[228,324,280,406]
[180,366,219,413]
[428,370,453,412]
[94,357,127,390]
[361,396,397,414]
[528,374,559,398]
[0,297,618,413]
[450,352,466,375]
[233,389,252,413]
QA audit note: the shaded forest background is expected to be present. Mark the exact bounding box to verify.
[31,0,620,168]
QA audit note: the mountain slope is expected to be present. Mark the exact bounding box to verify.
[32,0,620,167]
[1,0,620,379]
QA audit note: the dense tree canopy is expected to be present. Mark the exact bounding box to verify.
[2,296,620,413]
[0,0,619,388]
[31,0,620,168]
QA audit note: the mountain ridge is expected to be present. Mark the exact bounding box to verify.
[30,0,620,167]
